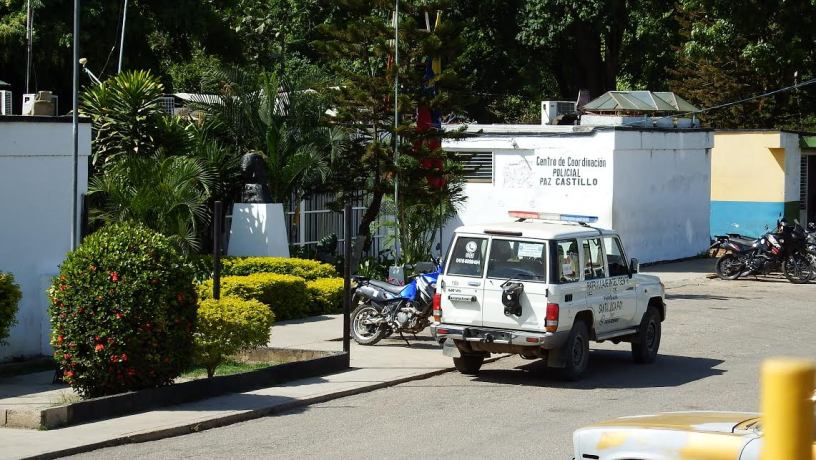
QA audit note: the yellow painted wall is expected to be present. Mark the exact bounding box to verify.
[711,132,786,202]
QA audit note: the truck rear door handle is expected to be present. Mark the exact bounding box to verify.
[467,281,481,287]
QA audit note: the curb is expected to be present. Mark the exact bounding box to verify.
[22,355,507,460]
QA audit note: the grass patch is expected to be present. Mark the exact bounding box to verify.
[180,359,279,379]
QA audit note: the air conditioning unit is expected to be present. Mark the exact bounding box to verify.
[22,92,59,116]
[541,101,576,125]
[0,91,11,115]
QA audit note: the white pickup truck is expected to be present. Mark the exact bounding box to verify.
[430,211,666,380]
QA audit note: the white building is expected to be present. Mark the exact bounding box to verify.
[0,116,90,361]
[442,124,714,263]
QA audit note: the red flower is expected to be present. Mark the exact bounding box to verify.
[95,343,105,352]
[115,312,124,319]
[63,353,72,360]
[59,284,67,291]
[120,353,128,362]
[110,271,120,282]
[64,370,75,379]
[110,354,119,363]
[107,337,115,344]
[95,335,102,341]
[56,335,64,345]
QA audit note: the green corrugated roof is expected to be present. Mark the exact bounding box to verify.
[0,80,9,87]
[800,135,816,149]
[583,91,699,113]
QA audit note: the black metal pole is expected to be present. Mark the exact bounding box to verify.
[343,202,352,353]
[213,201,222,300]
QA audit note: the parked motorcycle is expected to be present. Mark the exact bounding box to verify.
[805,222,816,280]
[349,259,441,345]
[711,219,812,283]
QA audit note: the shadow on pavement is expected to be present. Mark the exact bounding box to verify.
[667,293,746,301]
[473,351,724,390]
[276,315,335,326]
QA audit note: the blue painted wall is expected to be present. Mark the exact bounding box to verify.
[710,201,786,238]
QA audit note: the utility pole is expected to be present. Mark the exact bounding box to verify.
[393,0,401,264]
[117,0,128,73]
[25,0,32,93]
[71,0,80,250]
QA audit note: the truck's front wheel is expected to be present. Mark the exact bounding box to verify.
[559,321,590,381]
[453,355,484,375]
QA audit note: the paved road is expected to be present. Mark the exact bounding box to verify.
[71,276,816,460]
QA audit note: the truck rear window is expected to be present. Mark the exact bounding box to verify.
[446,237,487,277]
[487,239,547,281]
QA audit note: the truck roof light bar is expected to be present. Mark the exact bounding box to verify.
[508,210,598,224]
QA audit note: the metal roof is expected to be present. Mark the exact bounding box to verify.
[583,91,698,113]
[0,80,9,87]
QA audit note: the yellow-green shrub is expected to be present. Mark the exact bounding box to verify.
[194,297,275,377]
[199,273,309,321]
[222,257,337,280]
[306,278,344,315]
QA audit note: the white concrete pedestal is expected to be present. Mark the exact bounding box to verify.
[228,203,290,257]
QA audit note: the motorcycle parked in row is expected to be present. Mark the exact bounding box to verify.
[711,218,813,283]
[349,259,441,345]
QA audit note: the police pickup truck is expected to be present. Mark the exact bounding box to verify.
[430,211,666,380]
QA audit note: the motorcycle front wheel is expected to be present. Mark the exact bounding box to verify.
[782,253,812,284]
[715,254,743,280]
[350,302,388,345]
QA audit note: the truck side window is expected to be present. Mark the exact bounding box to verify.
[556,239,580,283]
[446,237,487,277]
[603,237,628,277]
[582,238,606,279]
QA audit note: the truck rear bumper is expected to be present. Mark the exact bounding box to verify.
[431,324,569,350]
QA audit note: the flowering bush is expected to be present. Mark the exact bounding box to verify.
[194,296,275,378]
[306,278,344,315]
[198,273,309,321]
[0,272,22,345]
[48,222,197,398]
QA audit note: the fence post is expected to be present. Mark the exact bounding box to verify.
[343,202,352,354]
[761,358,815,460]
[213,201,222,300]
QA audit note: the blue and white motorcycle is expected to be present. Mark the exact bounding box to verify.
[350,259,442,345]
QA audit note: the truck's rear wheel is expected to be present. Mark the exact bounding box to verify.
[559,321,589,381]
[453,355,484,375]
[632,306,661,364]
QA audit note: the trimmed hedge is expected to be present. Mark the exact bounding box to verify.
[194,296,275,378]
[0,272,22,345]
[223,257,337,280]
[306,278,344,315]
[199,273,309,321]
[192,256,338,282]
[48,222,197,398]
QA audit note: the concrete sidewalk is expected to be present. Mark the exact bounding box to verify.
[0,257,716,459]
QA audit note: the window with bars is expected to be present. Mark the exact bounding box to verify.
[452,151,493,182]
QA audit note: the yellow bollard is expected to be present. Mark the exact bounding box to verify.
[761,358,815,460]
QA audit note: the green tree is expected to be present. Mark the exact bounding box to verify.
[516,0,680,99]
[313,1,469,265]
[670,0,816,129]
[193,68,337,205]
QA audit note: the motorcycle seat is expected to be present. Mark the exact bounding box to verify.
[369,280,406,295]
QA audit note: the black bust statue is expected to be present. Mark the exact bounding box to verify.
[240,152,273,203]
